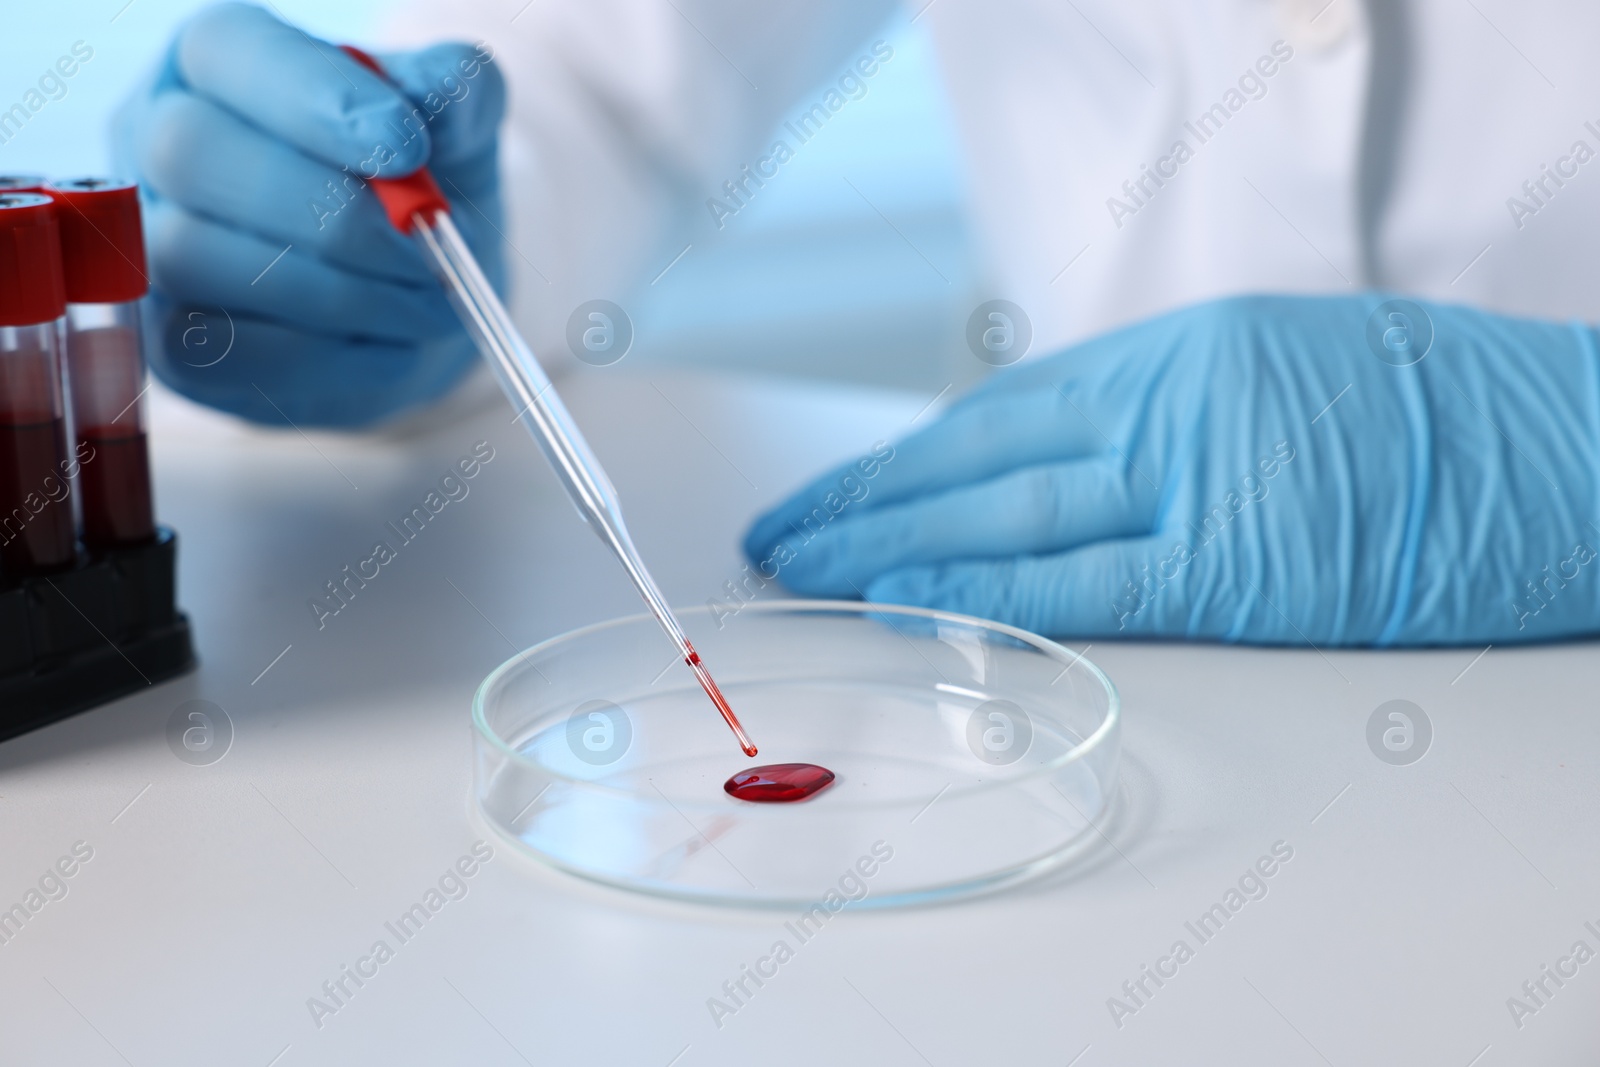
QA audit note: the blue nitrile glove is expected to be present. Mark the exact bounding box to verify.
[112,2,506,427]
[744,295,1600,645]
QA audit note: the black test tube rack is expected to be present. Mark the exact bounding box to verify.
[0,530,194,741]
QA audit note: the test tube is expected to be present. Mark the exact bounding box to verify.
[50,179,155,548]
[0,193,76,574]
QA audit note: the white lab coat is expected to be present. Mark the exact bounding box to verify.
[387,0,1600,369]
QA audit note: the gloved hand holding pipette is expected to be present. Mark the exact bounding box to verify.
[112,4,759,753]
[112,2,505,426]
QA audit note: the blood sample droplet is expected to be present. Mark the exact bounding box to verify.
[724,763,836,803]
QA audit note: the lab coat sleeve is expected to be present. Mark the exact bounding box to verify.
[381,0,901,373]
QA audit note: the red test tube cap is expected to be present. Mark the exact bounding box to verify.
[0,176,48,193]
[48,178,149,303]
[0,193,66,327]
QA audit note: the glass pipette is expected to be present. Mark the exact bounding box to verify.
[344,46,757,757]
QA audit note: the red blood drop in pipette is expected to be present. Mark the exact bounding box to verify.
[724,763,836,803]
[685,643,756,757]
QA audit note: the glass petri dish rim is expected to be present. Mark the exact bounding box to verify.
[483,807,1116,911]
[471,598,1120,807]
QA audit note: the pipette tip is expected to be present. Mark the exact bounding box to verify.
[686,643,757,757]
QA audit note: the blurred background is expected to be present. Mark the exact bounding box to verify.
[3,0,982,395]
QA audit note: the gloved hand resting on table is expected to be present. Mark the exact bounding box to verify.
[744,295,1600,645]
[112,2,506,427]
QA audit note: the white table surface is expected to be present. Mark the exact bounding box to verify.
[2,367,1597,1067]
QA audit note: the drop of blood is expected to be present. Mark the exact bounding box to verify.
[724,763,836,803]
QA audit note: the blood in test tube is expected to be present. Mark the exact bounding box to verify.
[724,763,837,803]
[0,193,76,575]
[51,178,156,548]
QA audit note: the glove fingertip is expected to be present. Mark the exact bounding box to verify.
[330,79,428,170]
[865,568,932,607]
[374,42,506,165]
[742,511,790,563]
[780,537,845,590]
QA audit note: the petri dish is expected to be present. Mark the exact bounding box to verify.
[473,600,1119,908]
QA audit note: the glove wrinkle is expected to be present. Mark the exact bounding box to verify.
[1374,361,1432,645]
